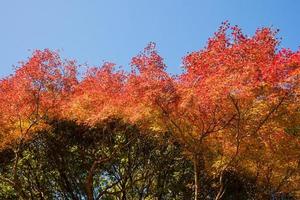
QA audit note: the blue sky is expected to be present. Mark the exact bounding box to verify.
[1,0,300,77]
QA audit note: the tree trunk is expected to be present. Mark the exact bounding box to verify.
[193,152,205,200]
[85,161,97,200]
[121,189,127,200]
[12,145,30,200]
[214,171,226,200]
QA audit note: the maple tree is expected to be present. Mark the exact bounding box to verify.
[0,23,300,199]
[0,49,77,147]
[119,23,300,199]
[176,24,300,199]
[0,49,77,199]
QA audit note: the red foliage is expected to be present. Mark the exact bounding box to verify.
[0,23,300,154]
[0,49,77,147]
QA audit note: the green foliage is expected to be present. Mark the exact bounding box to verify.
[0,119,194,199]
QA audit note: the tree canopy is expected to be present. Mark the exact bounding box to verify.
[1,23,300,200]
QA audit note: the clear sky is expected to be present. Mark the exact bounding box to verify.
[1,0,300,77]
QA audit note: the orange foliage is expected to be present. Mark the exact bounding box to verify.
[0,24,300,184]
[0,49,77,147]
